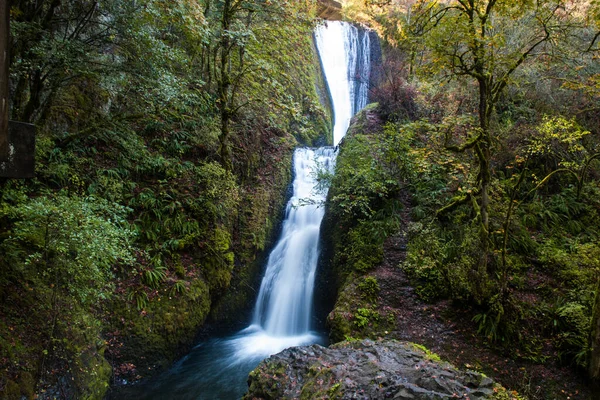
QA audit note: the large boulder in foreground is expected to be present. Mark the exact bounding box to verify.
[244,339,518,399]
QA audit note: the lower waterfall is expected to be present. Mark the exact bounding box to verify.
[125,20,371,400]
[252,147,336,337]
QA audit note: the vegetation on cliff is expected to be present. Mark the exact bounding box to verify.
[323,0,600,397]
[0,0,331,398]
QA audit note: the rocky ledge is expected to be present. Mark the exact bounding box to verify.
[244,339,518,399]
[317,0,342,20]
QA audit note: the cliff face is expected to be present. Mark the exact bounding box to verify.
[317,0,343,20]
[245,339,514,400]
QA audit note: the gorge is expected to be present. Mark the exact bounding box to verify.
[3,1,599,399]
[121,20,374,400]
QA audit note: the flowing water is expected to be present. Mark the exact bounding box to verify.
[125,21,371,400]
[314,21,370,146]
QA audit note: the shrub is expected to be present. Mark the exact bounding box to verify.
[2,193,135,304]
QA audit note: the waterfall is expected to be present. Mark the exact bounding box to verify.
[252,147,335,336]
[243,20,371,347]
[314,21,371,145]
[130,20,372,400]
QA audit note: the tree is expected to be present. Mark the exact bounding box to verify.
[413,0,571,295]
[1,194,135,387]
[1,0,8,158]
[208,0,288,171]
[10,0,117,123]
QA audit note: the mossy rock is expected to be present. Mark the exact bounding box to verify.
[210,150,293,326]
[245,339,521,399]
[110,278,211,374]
[75,350,112,400]
[245,361,289,400]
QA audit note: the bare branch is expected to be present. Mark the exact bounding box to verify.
[586,30,600,52]
[444,127,483,153]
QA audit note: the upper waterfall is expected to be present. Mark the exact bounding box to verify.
[315,21,371,145]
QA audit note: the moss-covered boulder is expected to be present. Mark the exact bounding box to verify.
[106,277,211,379]
[245,339,520,400]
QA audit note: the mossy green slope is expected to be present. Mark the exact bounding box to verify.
[0,1,332,397]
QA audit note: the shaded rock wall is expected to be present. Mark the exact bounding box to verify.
[317,0,342,21]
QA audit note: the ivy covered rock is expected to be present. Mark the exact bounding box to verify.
[245,339,518,400]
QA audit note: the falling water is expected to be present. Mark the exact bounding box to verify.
[125,20,371,400]
[252,147,335,336]
[314,21,371,145]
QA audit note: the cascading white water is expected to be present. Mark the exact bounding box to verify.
[315,21,371,145]
[229,147,336,360]
[237,20,372,353]
[252,147,335,336]
[132,20,372,400]
[353,28,371,114]
[234,147,335,361]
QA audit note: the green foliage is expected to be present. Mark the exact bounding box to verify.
[358,276,380,303]
[142,266,168,289]
[344,223,385,273]
[128,289,149,311]
[537,238,600,286]
[402,220,482,302]
[402,222,447,301]
[170,280,188,296]
[354,307,380,329]
[473,293,523,344]
[554,302,591,368]
[192,162,240,226]
[3,0,329,394]
[331,135,398,220]
[528,116,591,163]
[2,193,135,304]
[320,0,600,393]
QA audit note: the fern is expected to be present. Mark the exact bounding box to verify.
[170,280,187,296]
[127,289,149,310]
[142,266,167,288]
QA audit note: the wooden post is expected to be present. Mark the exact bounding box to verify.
[0,2,35,178]
[0,0,9,159]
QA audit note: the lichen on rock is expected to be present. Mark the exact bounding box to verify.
[244,339,519,400]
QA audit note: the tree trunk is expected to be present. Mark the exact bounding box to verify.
[218,0,233,171]
[474,77,492,301]
[478,79,491,239]
[590,281,600,382]
[21,69,43,123]
[219,107,232,172]
[0,0,9,159]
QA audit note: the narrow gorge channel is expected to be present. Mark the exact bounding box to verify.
[125,21,372,400]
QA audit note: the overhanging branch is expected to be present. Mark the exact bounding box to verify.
[444,127,483,153]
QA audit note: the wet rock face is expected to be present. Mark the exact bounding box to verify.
[245,339,503,399]
[317,0,342,20]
